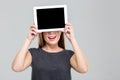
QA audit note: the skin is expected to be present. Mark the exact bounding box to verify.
[42,31,63,52]
[12,23,88,73]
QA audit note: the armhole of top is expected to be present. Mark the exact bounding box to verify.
[28,48,35,67]
[67,50,74,67]
[68,50,74,58]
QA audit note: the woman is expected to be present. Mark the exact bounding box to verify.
[12,23,88,80]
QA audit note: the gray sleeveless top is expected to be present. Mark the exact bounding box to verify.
[29,48,74,80]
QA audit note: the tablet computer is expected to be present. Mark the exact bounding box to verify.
[33,5,68,32]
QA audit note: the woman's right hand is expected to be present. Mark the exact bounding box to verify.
[27,24,37,41]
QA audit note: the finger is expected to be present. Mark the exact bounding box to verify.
[30,28,36,32]
[31,31,37,36]
[66,23,72,26]
[66,26,72,31]
[64,26,69,31]
[65,24,71,29]
[31,27,37,32]
[30,27,37,32]
[30,25,36,29]
[31,26,36,29]
[64,29,70,34]
[66,29,71,33]
[30,26,37,32]
[65,24,73,30]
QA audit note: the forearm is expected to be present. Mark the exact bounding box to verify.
[12,38,32,70]
[70,38,88,72]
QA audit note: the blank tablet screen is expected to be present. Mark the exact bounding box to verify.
[36,8,65,29]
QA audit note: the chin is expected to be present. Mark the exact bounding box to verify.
[48,41,58,45]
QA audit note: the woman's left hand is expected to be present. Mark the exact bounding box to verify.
[64,23,75,41]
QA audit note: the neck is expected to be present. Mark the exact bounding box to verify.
[42,44,62,52]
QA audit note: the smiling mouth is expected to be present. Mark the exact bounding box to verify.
[48,36,56,40]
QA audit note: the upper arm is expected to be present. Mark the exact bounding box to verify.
[23,51,32,70]
[70,54,80,72]
[70,54,88,73]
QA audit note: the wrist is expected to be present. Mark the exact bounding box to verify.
[69,36,76,41]
[20,37,32,49]
[25,37,33,43]
[69,37,77,44]
[26,36,34,41]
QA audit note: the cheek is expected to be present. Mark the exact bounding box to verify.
[43,36,48,42]
[57,33,62,40]
[42,33,48,41]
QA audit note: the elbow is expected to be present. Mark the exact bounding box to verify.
[81,67,88,73]
[12,65,24,72]
[77,65,88,73]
